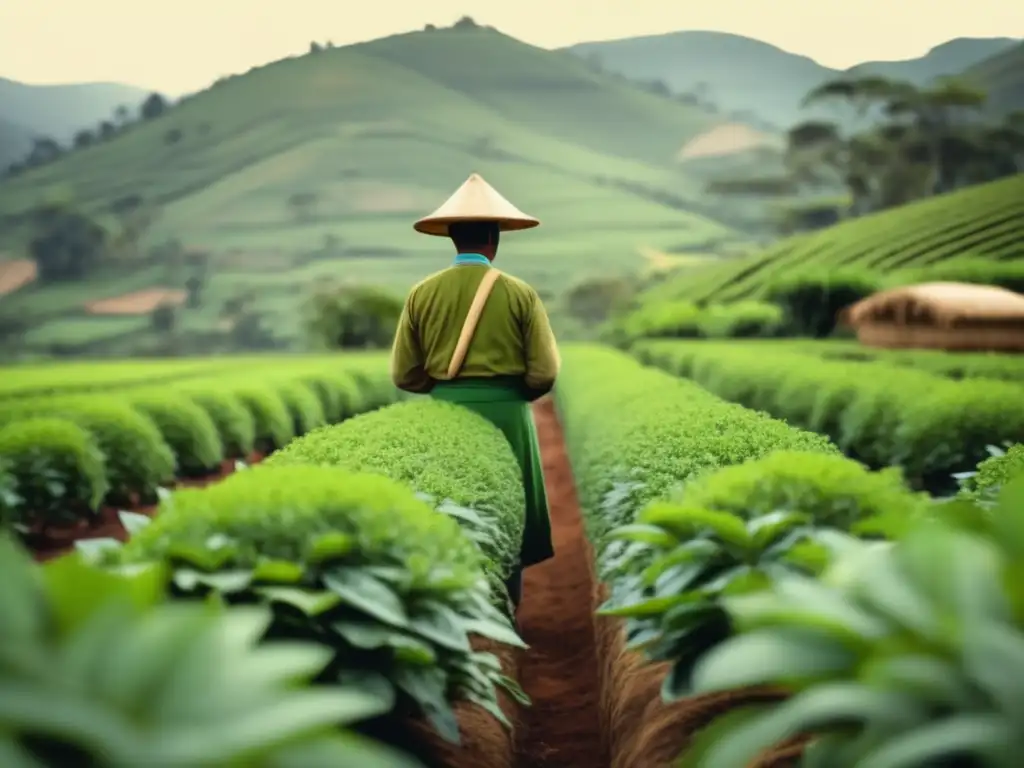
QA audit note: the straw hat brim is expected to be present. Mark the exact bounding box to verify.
[413,172,540,237]
[413,215,540,237]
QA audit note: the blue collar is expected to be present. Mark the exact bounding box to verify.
[453,253,491,267]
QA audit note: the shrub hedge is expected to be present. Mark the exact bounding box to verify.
[0,395,175,505]
[553,346,838,553]
[266,399,525,583]
[115,463,526,745]
[636,340,1024,492]
[127,390,226,477]
[0,534,420,767]
[0,417,108,527]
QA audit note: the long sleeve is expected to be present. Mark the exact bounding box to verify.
[523,290,561,400]
[390,293,433,394]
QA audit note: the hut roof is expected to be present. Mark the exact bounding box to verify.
[842,282,1024,326]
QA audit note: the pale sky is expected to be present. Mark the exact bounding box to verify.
[2,0,1022,95]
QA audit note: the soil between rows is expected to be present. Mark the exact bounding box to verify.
[515,398,609,768]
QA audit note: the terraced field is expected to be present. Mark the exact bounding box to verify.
[648,172,1024,304]
[2,347,1022,767]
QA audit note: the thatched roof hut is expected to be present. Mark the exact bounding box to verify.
[838,282,1024,352]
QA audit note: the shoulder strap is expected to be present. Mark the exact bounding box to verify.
[445,269,502,380]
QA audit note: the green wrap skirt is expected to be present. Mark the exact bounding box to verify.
[430,376,554,568]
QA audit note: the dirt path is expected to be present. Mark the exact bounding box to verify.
[515,398,608,768]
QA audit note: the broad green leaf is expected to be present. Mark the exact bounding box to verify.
[394,665,460,743]
[408,602,471,652]
[323,567,408,627]
[331,620,397,650]
[962,622,1024,720]
[676,704,773,768]
[692,628,856,694]
[252,560,305,584]
[389,634,439,665]
[641,503,752,548]
[267,731,424,768]
[699,684,923,768]
[851,715,1011,768]
[73,537,123,565]
[462,616,528,649]
[148,689,396,763]
[307,532,354,564]
[42,555,165,636]
[255,587,342,616]
[0,537,49,642]
[117,510,152,536]
[174,568,254,594]
[607,523,678,548]
[862,655,978,709]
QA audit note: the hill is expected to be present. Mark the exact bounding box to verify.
[0,24,743,356]
[643,173,1024,305]
[965,41,1024,115]
[0,77,151,144]
[565,33,1018,129]
[0,118,32,167]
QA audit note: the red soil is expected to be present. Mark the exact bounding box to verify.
[514,398,608,767]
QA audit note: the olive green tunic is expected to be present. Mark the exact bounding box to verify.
[390,252,560,567]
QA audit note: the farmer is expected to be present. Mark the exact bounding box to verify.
[390,173,559,617]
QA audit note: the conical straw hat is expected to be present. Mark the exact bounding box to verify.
[414,173,540,236]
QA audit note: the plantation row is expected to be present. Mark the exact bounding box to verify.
[634,339,1024,494]
[659,173,1024,304]
[773,339,1024,383]
[3,347,1024,766]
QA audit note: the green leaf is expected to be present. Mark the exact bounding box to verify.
[252,560,305,584]
[267,731,423,768]
[641,503,752,548]
[699,684,924,768]
[307,532,354,564]
[862,655,979,709]
[117,511,152,536]
[462,616,528,649]
[394,665,460,744]
[607,523,678,548]
[962,622,1024,720]
[255,587,342,615]
[676,704,774,768]
[851,715,1011,768]
[323,567,408,627]
[72,537,123,565]
[330,620,396,650]
[408,602,471,652]
[691,628,858,694]
[173,568,254,594]
[599,592,700,618]
[42,555,166,636]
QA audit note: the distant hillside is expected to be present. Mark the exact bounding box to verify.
[565,33,1019,129]
[643,173,1024,305]
[965,41,1024,115]
[0,78,151,144]
[0,24,744,357]
[0,118,32,167]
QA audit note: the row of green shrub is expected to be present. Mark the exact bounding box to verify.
[605,299,785,344]
[0,358,399,531]
[793,338,1024,383]
[554,345,1024,766]
[0,533,423,767]
[78,396,530,758]
[635,340,1024,493]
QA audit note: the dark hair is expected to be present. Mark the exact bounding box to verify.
[448,220,500,251]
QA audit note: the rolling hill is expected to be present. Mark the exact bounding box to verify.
[965,41,1024,115]
[642,173,1024,305]
[0,23,746,356]
[0,118,32,167]
[0,77,151,145]
[565,33,1019,129]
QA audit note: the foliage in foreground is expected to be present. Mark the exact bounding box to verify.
[685,477,1024,768]
[0,534,421,767]
[107,464,527,745]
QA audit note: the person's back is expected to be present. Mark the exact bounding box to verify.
[389,174,559,619]
[391,259,559,398]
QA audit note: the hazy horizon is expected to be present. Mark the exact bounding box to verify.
[2,0,1022,96]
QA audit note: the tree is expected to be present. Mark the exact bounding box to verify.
[73,129,95,149]
[305,284,404,350]
[28,203,108,282]
[98,120,117,141]
[185,274,204,308]
[309,41,322,53]
[114,105,131,126]
[164,128,183,145]
[140,93,168,120]
[150,302,177,333]
[453,15,478,29]
[25,136,62,167]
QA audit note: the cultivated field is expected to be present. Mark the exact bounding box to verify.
[648,173,1024,304]
[2,344,1022,766]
